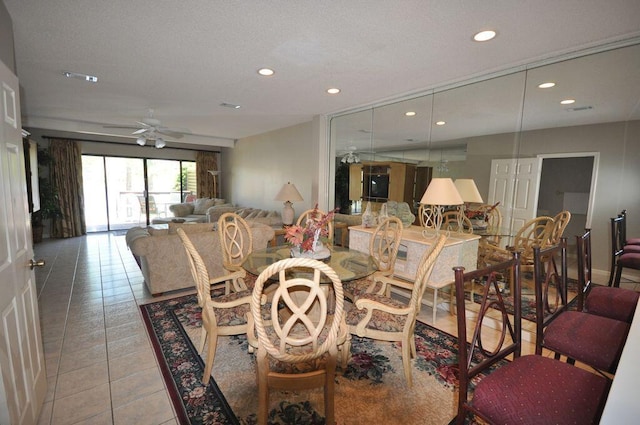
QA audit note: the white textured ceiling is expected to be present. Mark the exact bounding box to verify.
[4,0,640,150]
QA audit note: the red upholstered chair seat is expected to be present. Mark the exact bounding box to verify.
[543,311,630,372]
[586,286,639,323]
[626,237,640,245]
[472,355,610,425]
[623,244,640,254]
[618,252,640,268]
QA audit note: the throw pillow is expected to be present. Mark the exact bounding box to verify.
[193,198,216,215]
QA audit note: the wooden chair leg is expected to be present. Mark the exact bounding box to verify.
[432,288,438,323]
[614,264,623,288]
[198,327,207,354]
[402,339,413,387]
[202,332,217,385]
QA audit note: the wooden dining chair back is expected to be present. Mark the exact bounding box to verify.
[533,238,630,375]
[296,207,334,246]
[218,212,255,292]
[550,210,571,244]
[509,215,555,267]
[453,251,610,424]
[578,229,639,323]
[248,257,347,425]
[343,216,403,300]
[346,235,447,387]
[442,210,473,234]
[609,212,640,287]
[177,228,252,384]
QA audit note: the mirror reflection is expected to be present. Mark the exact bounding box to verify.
[330,42,640,274]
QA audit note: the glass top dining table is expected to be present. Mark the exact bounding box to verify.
[242,245,378,282]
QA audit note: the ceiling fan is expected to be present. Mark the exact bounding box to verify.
[339,146,362,164]
[104,109,189,148]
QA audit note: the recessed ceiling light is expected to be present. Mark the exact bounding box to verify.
[405,111,416,117]
[473,30,496,42]
[220,102,241,109]
[257,68,274,76]
[538,82,556,89]
[436,121,446,126]
[560,99,575,105]
[327,88,341,94]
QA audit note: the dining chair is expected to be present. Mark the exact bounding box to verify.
[247,257,348,425]
[533,238,630,375]
[476,203,502,245]
[218,212,257,293]
[549,210,571,244]
[619,210,640,246]
[578,230,639,323]
[442,210,473,234]
[343,216,403,301]
[509,215,555,268]
[453,252,610,425]
[609,213,640,287]
[296,207,334,246]
[177,228,252,384]
[345,235,446,387]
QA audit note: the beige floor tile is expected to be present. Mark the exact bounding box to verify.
[51,382,111,425]
[61,329,106,354]
[107,331,151,359]
[107,321,146,343]
[58,343,107,374]
[108,346,157,381]
[110,367,165,408]
[112,389,175,425]
[55,361,109,399]
[68,410,113,425]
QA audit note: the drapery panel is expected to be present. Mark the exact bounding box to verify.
[196,151,218,198]
[49,139,86,238]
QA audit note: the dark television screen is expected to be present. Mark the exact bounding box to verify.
[365,174,389,199]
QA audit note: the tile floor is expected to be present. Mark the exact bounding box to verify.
[35,232,628,424]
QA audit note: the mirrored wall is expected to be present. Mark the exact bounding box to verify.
[329,41,640,272]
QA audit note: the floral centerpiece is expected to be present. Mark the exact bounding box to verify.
[284,205,337,259]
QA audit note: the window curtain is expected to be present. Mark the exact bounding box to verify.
[49,139,86,238]
[196,151,219,199]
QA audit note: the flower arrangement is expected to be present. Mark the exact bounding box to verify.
[284,205,338,252]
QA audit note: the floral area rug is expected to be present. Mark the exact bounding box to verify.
[141,293,499,425]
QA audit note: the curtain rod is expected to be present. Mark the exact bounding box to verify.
[40,135,220,153]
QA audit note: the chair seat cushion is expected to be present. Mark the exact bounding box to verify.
[623,244,640,254]
[345,293,407,332]
[472,355,609,425]
[586,286,639,323]
[212,290,252,326]
[342,277,383,301]
[618,252,640,269]
[544,311,630,372]
[626,237,640,245]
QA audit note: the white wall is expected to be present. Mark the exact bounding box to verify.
[223,121,318,220]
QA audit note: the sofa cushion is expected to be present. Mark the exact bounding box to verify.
[207,205,240,223]
[170,203,195,217]
[168,222,216,235]
[193,198,217,215]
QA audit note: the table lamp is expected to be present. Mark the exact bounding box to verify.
[454,179,483,227]
[420,178,463,235]
[274,182,303,226]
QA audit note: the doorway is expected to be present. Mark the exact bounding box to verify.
[537,153,598,248]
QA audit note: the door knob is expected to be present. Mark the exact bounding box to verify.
[29,259,45,269]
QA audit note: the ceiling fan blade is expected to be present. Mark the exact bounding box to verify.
[132,128,149,135]
[103,124,141,130]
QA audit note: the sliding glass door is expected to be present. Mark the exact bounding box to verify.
[82,155,196,232]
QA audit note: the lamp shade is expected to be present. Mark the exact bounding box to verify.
[274,182,303,202]
[454,179,483,203]
[420,178,463,205]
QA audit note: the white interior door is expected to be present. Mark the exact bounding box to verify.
[488,157,542,233]
[0,61,46,424]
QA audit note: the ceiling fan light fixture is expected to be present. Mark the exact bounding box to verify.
[155,137,166,149]
[136,136,146,146]
[341,151,360,164]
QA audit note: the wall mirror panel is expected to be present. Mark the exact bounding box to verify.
[330,40,640,274]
